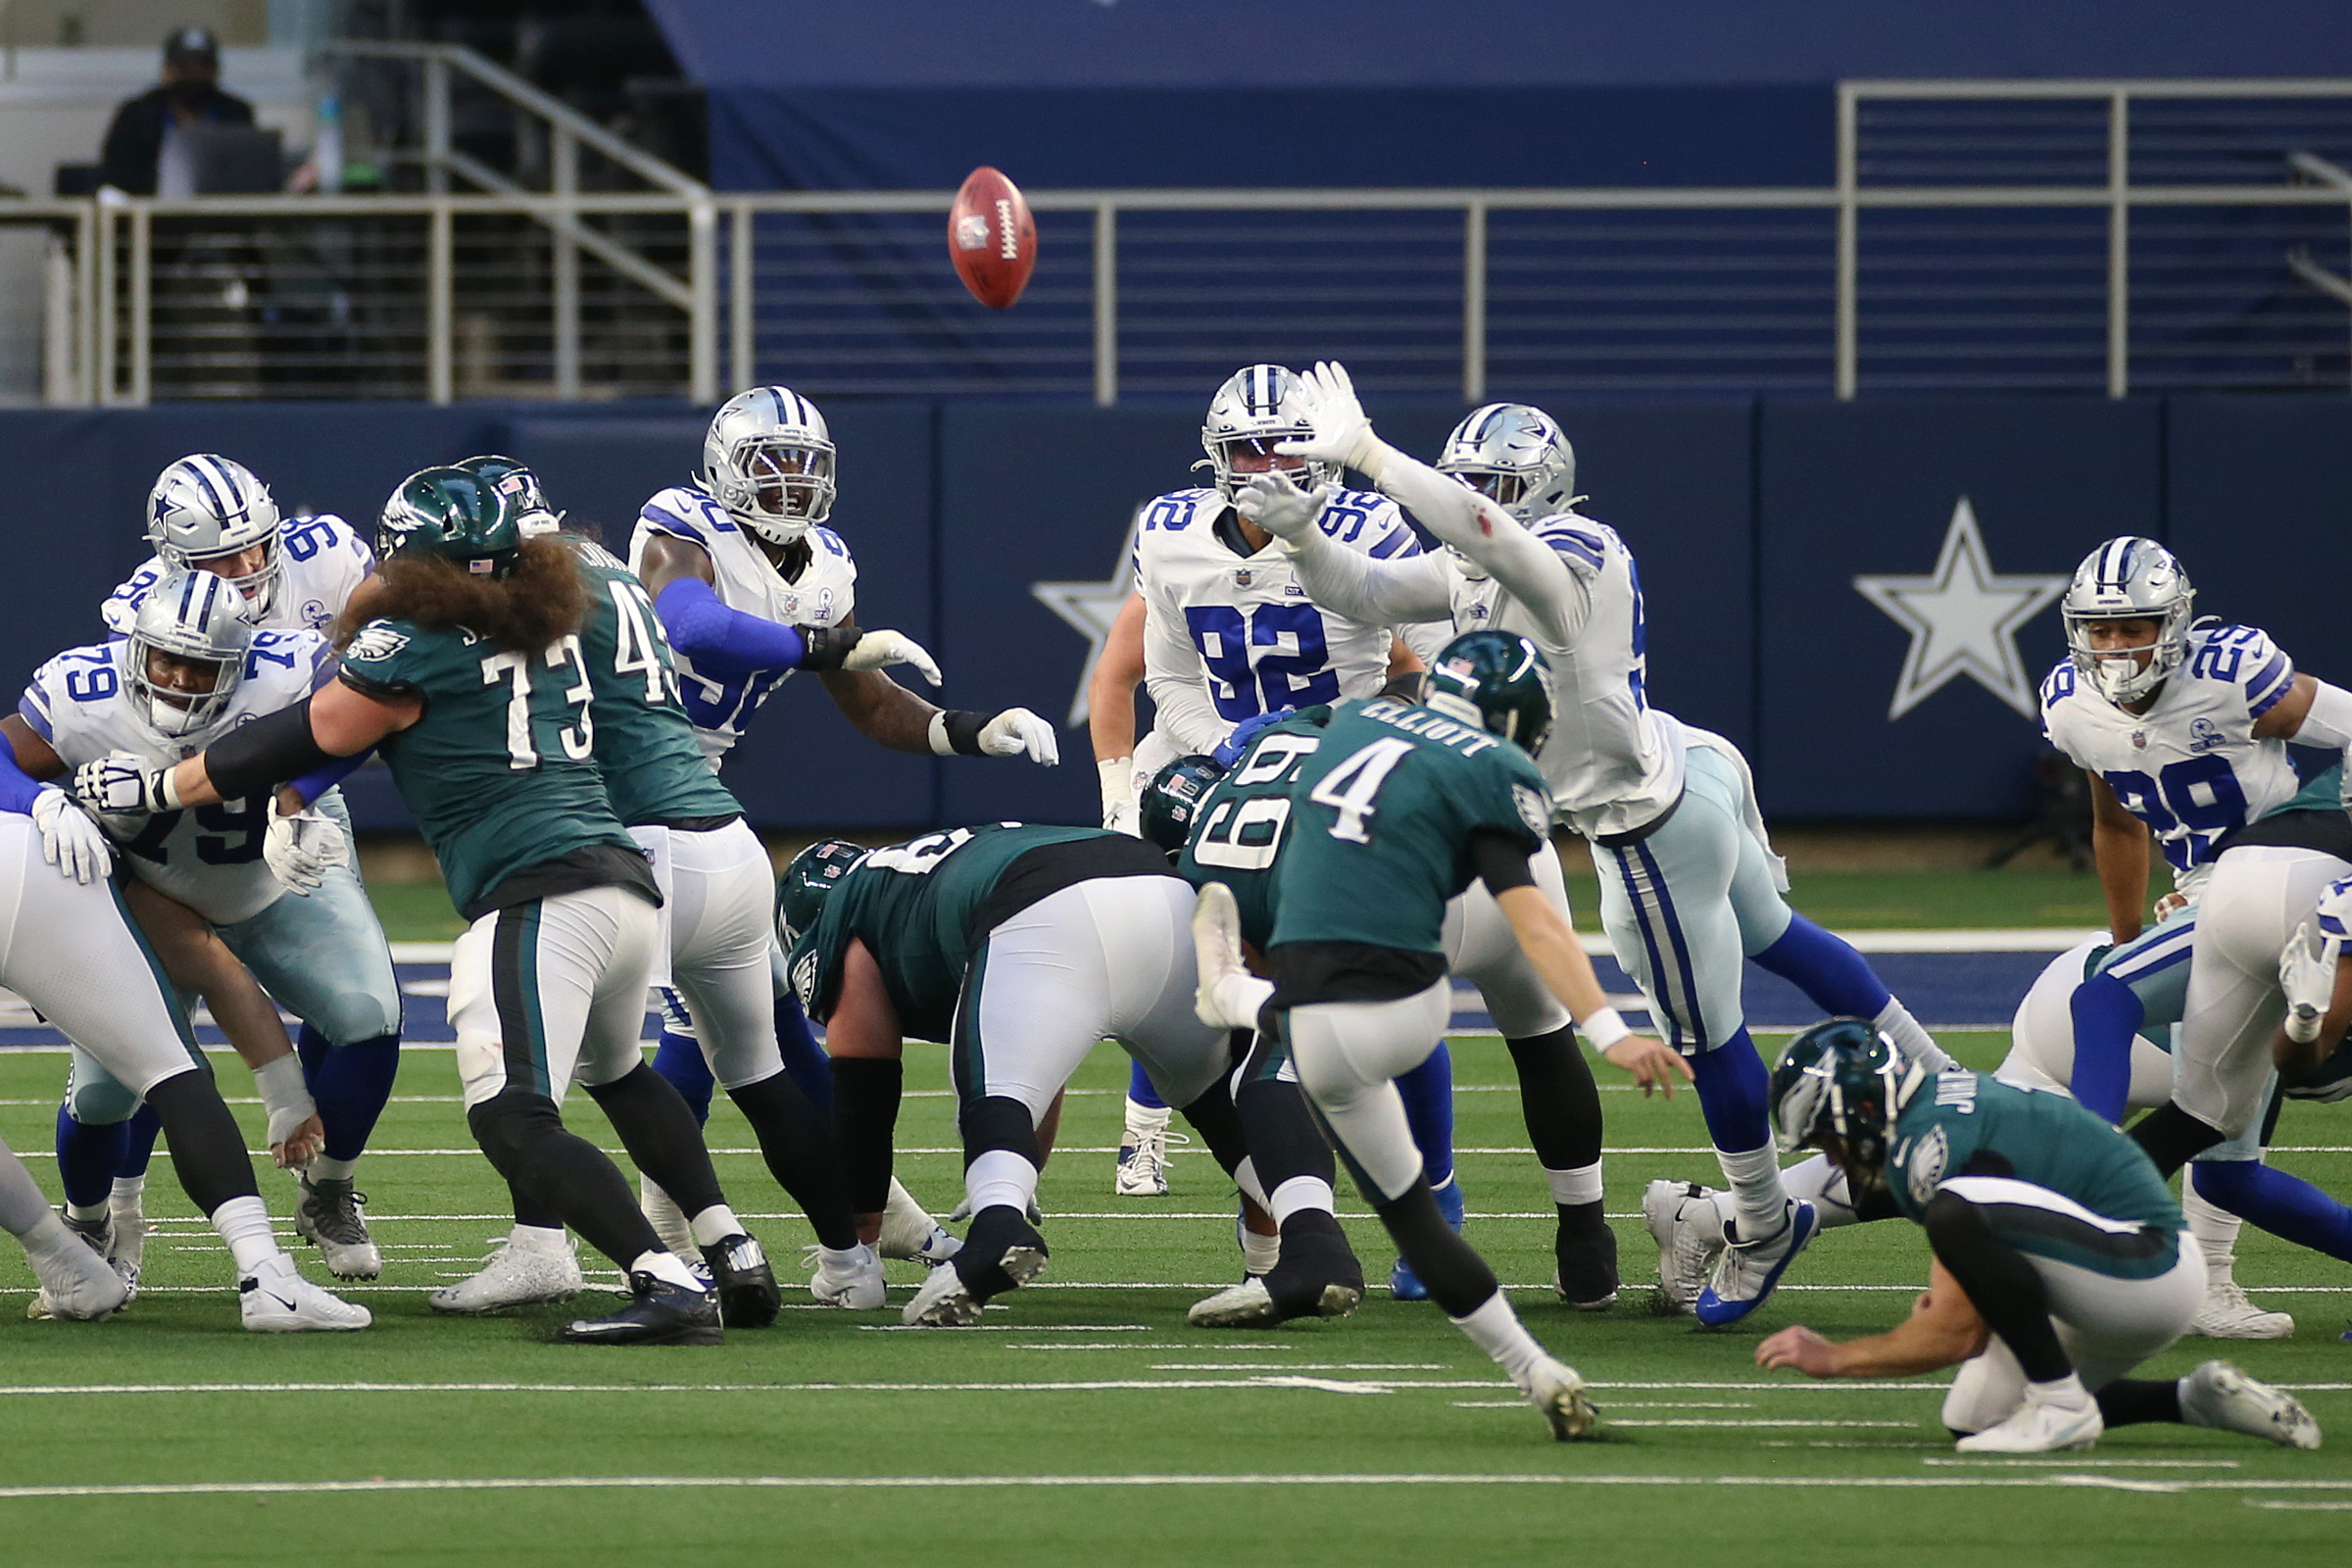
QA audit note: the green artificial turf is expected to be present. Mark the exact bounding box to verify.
[0,1031,2340,1566]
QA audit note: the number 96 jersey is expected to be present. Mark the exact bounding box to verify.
[2040,618,2313,896]
[101,513,374,636]
[20,629,334,925]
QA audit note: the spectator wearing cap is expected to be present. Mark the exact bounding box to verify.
[98,28,256,197]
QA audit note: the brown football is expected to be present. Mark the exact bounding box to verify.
[948,166,1038,310]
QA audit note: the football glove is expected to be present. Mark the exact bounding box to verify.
[28,787,112,885]
[265,805,351,896]
[252,1053,322,1166]
[1235,472,1331,547]
[1275,360,1384,474]
[74,754,172,817]
[979,708,1059,765]
[2279,914,2339,1045]
[1211,708,1295,768]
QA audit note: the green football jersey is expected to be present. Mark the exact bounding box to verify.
[1176,709,1332,950]
[1269,698,1552,955]
[340,614,644,919]
[1887,1071,2185,1280]
[788,823,1169,1042]
[564,538,739,827]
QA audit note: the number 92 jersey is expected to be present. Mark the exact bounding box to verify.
[1135,486,1442,755]
[101,514,374,637]
[629,484,857,764]
[20,629,334,925]
[2041,618,2309,895]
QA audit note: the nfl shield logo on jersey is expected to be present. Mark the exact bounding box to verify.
[1234,568,1252,589]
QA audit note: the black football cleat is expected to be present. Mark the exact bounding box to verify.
[558,1270,723,1347]
[1553,1205,1621,1311]
[701,1234,781,1328]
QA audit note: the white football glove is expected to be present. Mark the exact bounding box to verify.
[1236,471,1333,547]
[28,787,112,885]
[264,804,351,896]
[842,628,943,688]
[2279,914,2339,1045]
[73,754,171,817]
[1275,360,1387,476]
[979,708,1059,766]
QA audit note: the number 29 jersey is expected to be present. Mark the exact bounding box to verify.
[102,513,375,637]
[1135,486,1441,755]
[2040,619,2319,895]
[20,629,333,925]
[629,484,857,764]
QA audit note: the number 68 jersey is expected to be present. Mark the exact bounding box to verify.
[19,629,335,925]
[2040,618,2323,896]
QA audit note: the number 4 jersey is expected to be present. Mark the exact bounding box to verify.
[21,629,334,925]
[2040,618,2333,895]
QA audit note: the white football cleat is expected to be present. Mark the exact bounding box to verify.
[901,1244,1049,1328]
[878,1178,961,1264]
[640,1178,696,1257]
[1642,1179,1725,1315]
[428,1229,583,1314]
[2189,1279,2294,1340]
[2180,1359,2322,1449]
[24,1224,129,1322]
[1954,1390,2102,1453]
[295,1176,383,1281]
[239,1253,370,1333]
[107,1192,146,1293]
[1522,1356,1599,1442]
[1189,1277,1280,1328]
[807,1242,888,1308]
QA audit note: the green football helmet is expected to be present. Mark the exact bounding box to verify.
[776,838,869,944]
[455,454,563,538]
[1424,629,1557,755]
[1768,1018,1927,1177]
[1138,755,1226,855]
[378,466,523,578]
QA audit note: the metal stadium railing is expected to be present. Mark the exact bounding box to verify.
[3,67,2348,407]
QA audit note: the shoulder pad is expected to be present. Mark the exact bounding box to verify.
[812,526,854,562]
[640,487,726,541]
[1137,489,1214,534]
[2318,875,2352,940]
[2037,660,2080,713]
[342,621,413,665]
[1532,516,1611,575]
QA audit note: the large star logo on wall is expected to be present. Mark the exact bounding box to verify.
[1030,513,1142,727]
[1852,497,2068,721]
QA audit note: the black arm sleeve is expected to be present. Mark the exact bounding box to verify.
[1921,1189,2071,1384]
[1470,827,1538,897]
[201,698,338,801]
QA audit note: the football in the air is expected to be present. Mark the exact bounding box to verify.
[948,166,1037,310]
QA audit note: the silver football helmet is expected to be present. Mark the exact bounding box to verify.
[1200,365,1333,500]
[702,386,835,544]
[1436,404,1580,522]
[146,455,284,619]
[125,568,253,739]
[2062,537,2195,705]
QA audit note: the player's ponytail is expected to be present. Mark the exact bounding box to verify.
[336,535,587,655]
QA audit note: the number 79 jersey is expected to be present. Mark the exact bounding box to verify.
[20,629,333,925]
[2040,618,2311,895]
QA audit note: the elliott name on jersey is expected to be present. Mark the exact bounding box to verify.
[1135,484,1443,753]
[102,513,375,637]
[21,629,335,925]
[2040,618,2308,895]
[629,484,857,762]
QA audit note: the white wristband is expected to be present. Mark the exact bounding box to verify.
[927,710,956,757]
[252,1053,316,1146]
[1580,1006,1632,1053]
[154,765,184,812]
[1099,757,1135,812]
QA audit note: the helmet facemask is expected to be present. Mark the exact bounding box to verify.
[125,570,252,741]
[2064,607,2191,706]
[714,435,834,545]
[2062,538,2194,706]
[1436,404,1580,523]
[173,533,283,622]
[1200,366,1334,502]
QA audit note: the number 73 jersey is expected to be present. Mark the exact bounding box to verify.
[2040,618,2311,895]
[21,630,334,925]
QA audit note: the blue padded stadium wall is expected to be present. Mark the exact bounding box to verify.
[4,395,2346,832]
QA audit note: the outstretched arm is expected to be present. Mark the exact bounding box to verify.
[1757,1256,1991,1378]
[1493,875,1690,1097]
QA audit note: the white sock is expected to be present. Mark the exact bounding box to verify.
[688,1203,745,1249]
[212,1195,279,1276]
[1780,1152,1859,1230]
[2183,1171,2243,1282]
[1714,1144,1788,1242]
[1268,1175,1336,1225]
[309,1155,359,1183]
[2027,1372,2092,1409]
[1122,1100,1172,1141]
[109,1175,147,1207]
[65,1200,108,1225]
[1875,1000,1952,1070]
[1450,1292,1546,1386]
[966,1148,1039,1217]
[1545,1162,1603,1207]
[816,1243,872,1269]
[510,1223,569,1254]
[631,1249,705,1291]
[1240,1222,1281,1276]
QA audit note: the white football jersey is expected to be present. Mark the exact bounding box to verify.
[1446,513,1684,839]
[2041,618,2311,895]
[629,483,857,763]
[102,513,374,638]
[1134,485,1446,755]
[2316,874,2352,944]
[21,629,334,925]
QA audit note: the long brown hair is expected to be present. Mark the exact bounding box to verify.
[335,536,586,655]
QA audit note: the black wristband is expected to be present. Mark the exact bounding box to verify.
[203,698,337,801]
[796,623,865,671]
[941,709,989,756]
